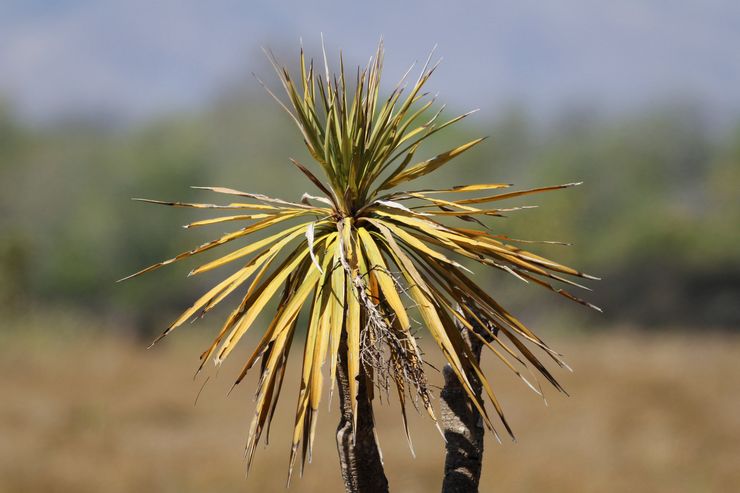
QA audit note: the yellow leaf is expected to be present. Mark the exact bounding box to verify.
[189,221,313,276]
[215,246,311,363]
[357,227,410,330]
[380,138,485,190]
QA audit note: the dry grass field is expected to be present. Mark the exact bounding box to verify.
[2,319,739,493]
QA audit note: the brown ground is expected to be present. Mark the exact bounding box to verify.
[2,323,739,493]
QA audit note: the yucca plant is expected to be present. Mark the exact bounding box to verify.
[122,41,597,492]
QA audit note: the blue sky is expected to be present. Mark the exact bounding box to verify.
[1,0,739,123]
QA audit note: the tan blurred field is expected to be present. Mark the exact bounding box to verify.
[2,320,739,493]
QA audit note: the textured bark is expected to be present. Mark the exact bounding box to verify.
[335,334,389,493]
[440,308,489,493]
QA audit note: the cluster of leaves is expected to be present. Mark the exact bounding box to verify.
[122,42,597,478]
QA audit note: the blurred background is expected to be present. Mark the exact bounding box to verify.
[1,1,739,492]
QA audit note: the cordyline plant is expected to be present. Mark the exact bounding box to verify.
[122,41,598,492]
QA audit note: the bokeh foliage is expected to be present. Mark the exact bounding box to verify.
[1,95,739,329]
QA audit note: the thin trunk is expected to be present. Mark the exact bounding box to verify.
[335,333,389,493]
[440,307,489,493]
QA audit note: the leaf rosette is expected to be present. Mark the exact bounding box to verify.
[122,41,598,477]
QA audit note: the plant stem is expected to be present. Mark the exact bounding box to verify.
[440,307,487,493]
[336,332,389,493]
